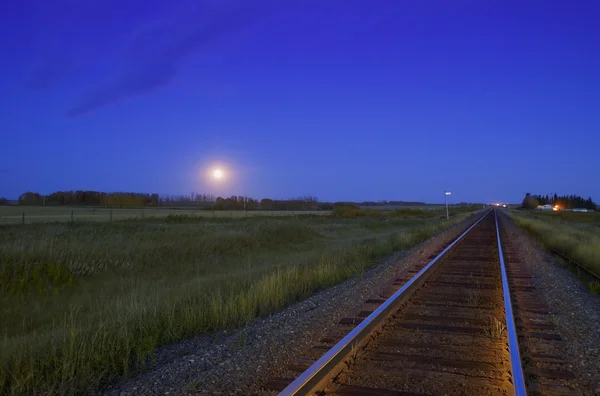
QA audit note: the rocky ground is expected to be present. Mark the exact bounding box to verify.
[499,212,600,395]
[104,213,481,396]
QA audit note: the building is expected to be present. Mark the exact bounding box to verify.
[536,204,553,211]
[572,208,588,213]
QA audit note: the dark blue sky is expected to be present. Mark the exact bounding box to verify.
[1,0,598,203]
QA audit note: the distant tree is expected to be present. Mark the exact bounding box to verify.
[521,193,539,210]
[0,197,9,205]
[19,190,160,207]
[18,192,43,205]
[260,198,274,210]
[528,192,596,210]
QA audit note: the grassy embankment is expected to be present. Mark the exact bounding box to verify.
[0,208,478,394]
[505,209,600,292]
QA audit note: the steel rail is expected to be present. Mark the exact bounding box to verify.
[495,210,527,396]
[278,209,493,396]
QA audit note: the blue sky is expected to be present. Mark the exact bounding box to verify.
[0,0,598,203]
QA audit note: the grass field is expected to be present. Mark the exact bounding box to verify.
[525,209,600,224]
[0,206,331,225]
[0,208,479,394]
[506,209,600,281]
[358,204,446,210]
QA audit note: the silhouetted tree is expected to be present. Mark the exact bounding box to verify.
[522,193,539,209]
[260,198,274,210]
[18,192,43,205]
[531,193,596,210]
[20,190,160,207]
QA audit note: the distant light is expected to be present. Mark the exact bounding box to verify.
[212,168,224,179]
[445,192,452,195]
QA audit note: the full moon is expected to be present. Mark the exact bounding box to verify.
[212,168,224,179]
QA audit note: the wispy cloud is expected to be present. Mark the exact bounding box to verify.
[27,0,388,117]
[66,1,260,117]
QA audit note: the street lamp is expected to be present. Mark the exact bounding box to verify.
[444,191,452,220]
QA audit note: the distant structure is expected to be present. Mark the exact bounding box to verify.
[536,204,553,211]
[572,208,588,212]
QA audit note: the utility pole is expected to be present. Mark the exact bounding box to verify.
[445,191,452,220]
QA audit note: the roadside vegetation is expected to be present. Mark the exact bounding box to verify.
[0,209,477,394]
[506,210,600,279]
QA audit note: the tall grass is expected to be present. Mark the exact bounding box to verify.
[506,211,600,276]
[0,213,474,394]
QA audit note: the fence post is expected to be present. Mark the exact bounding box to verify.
[22,212,25,225]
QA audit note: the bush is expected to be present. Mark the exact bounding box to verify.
[332,203,366,217]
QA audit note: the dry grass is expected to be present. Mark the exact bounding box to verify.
[0,211,476,394]
[588,280,600,295]
[484,317,506,339]
[466,288,483,307]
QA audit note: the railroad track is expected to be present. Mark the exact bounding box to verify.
[261,210,582,396]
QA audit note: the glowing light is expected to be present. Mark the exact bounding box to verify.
[212,168,224,179]
[553,205,560,211]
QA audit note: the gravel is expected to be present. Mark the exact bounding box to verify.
[499,212,600,395]
[103,213,483,396]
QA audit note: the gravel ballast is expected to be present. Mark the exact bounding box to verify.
[105,211,600,395]
[104,213,484,396]
[499,212,600,395]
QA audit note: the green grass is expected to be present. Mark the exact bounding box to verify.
[528,209,600,224]
[0,211,477,394]
[0,206,331,225]
[506,210,600,277]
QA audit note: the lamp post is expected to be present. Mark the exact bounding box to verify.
[444,191,452,220]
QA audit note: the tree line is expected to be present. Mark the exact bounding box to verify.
[14,190,486,211]
[18,191,160,207]
[359,200,426,206]
[15,191,327,210]
[213,196,323,211]
[521,193,597,210]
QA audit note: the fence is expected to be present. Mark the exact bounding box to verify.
[0,207,331,225]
